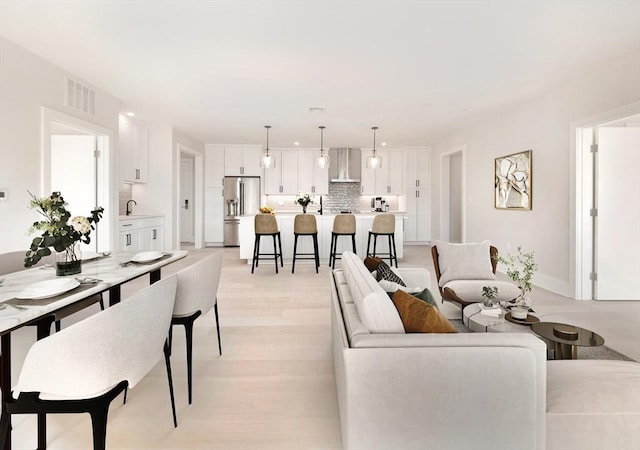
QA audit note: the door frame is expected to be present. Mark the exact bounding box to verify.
[439,145,466,242]
[179,156,195,243]
[570,101,640,300]
[41,107,114,252]
[175,143,204,249]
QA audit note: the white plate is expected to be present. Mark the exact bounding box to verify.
[130,251,165,263]
[16,278,81,299]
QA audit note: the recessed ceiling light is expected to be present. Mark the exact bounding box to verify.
[126,112,135,117]
[381,142,387,146]
[294,141,300,146]
[309,106,325,112]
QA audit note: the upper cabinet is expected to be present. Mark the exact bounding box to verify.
[264,150,299,194]
[205,145,225,187]
[360,149,404,195]
[404,147,431,189]
[297,150,329,195]
[120,117,149,183]
[224,145,262,176]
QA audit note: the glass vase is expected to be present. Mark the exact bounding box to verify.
[55,244,82,276]
[302,205,307,214]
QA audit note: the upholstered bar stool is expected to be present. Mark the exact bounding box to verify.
[251,214,283,274]
[366,213,398,267]
[292,214,319,274]
[329,214,356,269]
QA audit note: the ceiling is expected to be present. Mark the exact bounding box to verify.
[1,0,639,148]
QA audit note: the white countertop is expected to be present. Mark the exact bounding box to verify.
[119,215,164,220]
[242,211,407,218]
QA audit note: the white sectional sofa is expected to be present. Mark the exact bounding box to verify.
[331,251,640,450]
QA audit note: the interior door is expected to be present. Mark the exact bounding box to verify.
[180,157,195,243]
[596,127,640,300]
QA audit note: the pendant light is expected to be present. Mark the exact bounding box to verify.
[261,125,274,168]
[366,126,382,169]
[316,126,329,169]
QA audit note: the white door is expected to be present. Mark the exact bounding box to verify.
[596,127,640,300]
[180,157,195,243]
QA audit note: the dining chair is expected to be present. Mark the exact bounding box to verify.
[171,252,224,405]
[366,214,398,267]
[0,274,179,450]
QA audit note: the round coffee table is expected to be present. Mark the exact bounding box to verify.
[531,321,604,360]
[462,303,538,332]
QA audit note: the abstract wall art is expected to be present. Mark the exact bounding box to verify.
[495,150,532,210]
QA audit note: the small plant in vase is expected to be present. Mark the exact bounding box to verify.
[481,286,499,308]
[295,193,313,214]
[494,246,537,308]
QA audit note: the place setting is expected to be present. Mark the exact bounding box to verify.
[119,251,173,267]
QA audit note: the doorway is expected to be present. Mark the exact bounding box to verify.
[42,108,112,253]
[573,104,640,300]
[440,146,465,242]
[180,155,195,243]
[175,143,204,249]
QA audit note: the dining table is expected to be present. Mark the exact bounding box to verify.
[0,249,188,450]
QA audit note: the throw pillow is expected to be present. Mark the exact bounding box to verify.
[433,240,496,287]
[375,260,406,286]
[363,256,383,272]
[408,288,439,309]
[391,290,456,333]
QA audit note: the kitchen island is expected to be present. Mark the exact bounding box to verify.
[238,212,405,263]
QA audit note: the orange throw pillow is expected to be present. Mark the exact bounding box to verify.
[391,290,457,333]
[363,256,383,272]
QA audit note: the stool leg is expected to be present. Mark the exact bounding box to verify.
[329,234,334,267]
[313,233,319,273]
[277,232,284,267]
[387,234,393,266]
[367,232,372,257]
[251,235,259,273]
[272,234,279,273]
[391,233,398,267]
[331,234,337,270]
[292,234,298,273]
[373,233,378,258]
[351,233,356,254]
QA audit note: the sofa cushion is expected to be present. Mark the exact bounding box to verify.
[354,292,405,334]
[376,260,406,286]
[408,288,439,308]
[434,240,496,287]
[391,290,456,333]
[342,251,383,306]
[363,256,383,272]
[443,280,521,302]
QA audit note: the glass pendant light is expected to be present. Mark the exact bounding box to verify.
[366,126,382,169]
[316,125,329,169]
[261,125,273,168]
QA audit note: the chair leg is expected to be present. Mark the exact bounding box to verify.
[313,233,319,273]
[391,233,398,267]
[328,234,334,267]
[163,340,178,427]
[277,233,284,267]
[182,320,195,405]
[0,408,11,449]
[214,302,222,356]
[373,233,378,258]
[89,405,110,450]
[331,234,337,270]
[292,234,298,273]
[387,234,393,267]
[251,235,259,273]
[352,233,356,254]
[272,234,279,274]
[367,232,372,257]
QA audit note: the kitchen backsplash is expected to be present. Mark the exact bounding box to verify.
[118,183,133,215]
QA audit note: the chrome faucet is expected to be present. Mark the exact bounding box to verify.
[126,199,137,216]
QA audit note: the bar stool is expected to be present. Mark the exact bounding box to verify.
[329,214,356,269]
[252,214,283,274]
[366,213,398,267]
[292,214,319,274]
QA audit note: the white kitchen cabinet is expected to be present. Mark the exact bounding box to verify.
[119,217,164,251]
[297,151,329,195]
[204,187,224,243]
[264,150,299,194]
[224,145,262,176]
[120,118,149,183]
[205,145,225,188]
[404,188,431,242]
[404,147,431,189]
[361,149,403,195]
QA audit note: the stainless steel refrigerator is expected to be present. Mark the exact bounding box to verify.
[223,176,261,246]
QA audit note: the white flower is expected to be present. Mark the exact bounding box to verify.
[70,216,91,234]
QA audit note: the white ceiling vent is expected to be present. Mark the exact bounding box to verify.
[65,78,96,115]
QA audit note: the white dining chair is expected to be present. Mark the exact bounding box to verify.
[171,251,223,404]
[0,274,179,450]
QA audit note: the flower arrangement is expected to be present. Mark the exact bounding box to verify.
[24,191,104,268]
[295,193,313,213]
[259,206,274,214]
[494,246,537,304]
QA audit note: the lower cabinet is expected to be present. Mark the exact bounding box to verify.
[119,217,164,252]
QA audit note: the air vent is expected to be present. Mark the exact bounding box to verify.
[309,106,325,112]
[65,78,96,115]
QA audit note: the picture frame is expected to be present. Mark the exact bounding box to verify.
[495,150,532,210]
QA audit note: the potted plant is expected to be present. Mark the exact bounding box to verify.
[24,191,104,276]
[481,285,499,308]
[494,246,538,308]
[295,193,313,213]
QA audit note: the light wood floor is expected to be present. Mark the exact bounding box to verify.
[9,245,640,449]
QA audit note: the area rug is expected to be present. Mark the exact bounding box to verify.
[449,320,635,362]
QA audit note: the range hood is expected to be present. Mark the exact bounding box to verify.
[329,148,361,182]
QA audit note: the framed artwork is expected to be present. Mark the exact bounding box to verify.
[495,150,532,210]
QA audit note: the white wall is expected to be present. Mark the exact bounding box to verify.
[430,49,640,297]
[0,37,120,253]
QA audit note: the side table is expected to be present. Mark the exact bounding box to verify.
[531,321,605,360]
